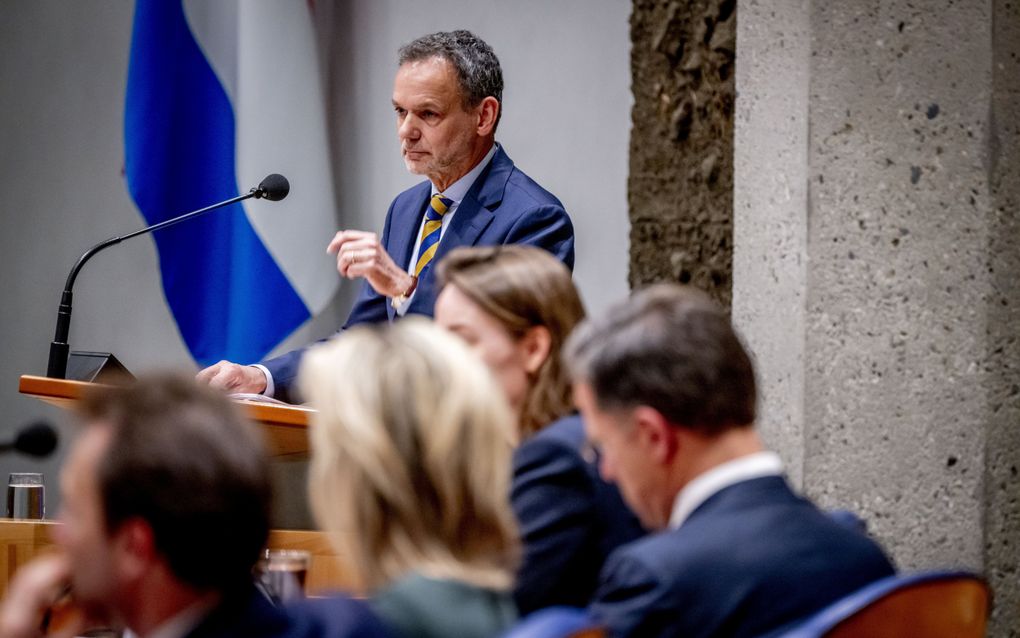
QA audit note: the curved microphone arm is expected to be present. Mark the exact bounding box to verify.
[45,180,281,379]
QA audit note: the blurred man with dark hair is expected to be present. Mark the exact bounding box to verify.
[566,285,895,638]
[0,374,387,638]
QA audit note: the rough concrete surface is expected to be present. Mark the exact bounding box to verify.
[985,0,1020,632]
[629,0,735,306]
[731,0,811,486]
[803,0,990,569]
[733,0,1019,634]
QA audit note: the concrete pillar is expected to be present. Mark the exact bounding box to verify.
[733,1,1019,635]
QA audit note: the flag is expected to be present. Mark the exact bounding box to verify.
[124,0,338,366]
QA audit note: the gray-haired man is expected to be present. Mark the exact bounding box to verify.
[201,30,575,403]
[566,285,894,638]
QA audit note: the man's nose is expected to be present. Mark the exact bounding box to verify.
[398,115,420,140]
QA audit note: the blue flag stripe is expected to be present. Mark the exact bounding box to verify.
[124,0,310,366]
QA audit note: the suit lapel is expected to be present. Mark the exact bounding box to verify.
[406,197,493,317]
[474,144,513,209]
[403,147,515,316]
[388,181,432,271]
[432,145,514,264]
[386,182,431,321]
[432,190,495,265]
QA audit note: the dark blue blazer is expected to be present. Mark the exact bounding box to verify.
[511,416,645,615]
[184,585,391,638]
[589,476,895,638]
[261,146,574,402]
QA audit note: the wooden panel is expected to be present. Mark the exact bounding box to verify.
[0,519,59,599]
[266,529,362,596]
[0,520,357,598]
[18,375,314,458]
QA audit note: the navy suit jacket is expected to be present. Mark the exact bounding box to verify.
[261,145,574,402]
[590,476,895,638]
[511,416,645,615]
[184,585,391,638]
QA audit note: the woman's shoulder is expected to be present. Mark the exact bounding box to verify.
[525,413,586,449]
[373,574,516,638]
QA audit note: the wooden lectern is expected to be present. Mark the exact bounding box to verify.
[6,376,359,597]
[19,375,314,457]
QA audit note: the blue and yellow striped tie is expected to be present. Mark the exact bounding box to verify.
[414,194,453,277]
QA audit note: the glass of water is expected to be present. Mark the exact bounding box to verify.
[254,549,310,604]
[7,472,45,519]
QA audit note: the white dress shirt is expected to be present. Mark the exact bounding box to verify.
[668,451,785,530]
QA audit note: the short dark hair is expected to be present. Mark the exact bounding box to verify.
[398,30,504,128]
[565,284,757,434]
[80,374,271,593]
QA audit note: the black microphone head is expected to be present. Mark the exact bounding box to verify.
[14,422,58,458]
[256,174,290,201]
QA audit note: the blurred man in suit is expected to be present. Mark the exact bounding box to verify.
[199,30,574,403]
[0,374,387,638]
[565,285,895,638]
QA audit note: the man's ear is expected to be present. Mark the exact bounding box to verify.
[476,96,500,136]
[633,406,679,465]
[519,326,552,375]
[112,517,157,581]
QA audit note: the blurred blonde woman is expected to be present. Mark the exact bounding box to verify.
[435,246,645,614]
[299,320,519,638]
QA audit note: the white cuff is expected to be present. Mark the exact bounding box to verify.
[250,364,274,398]
[394,285,421,317]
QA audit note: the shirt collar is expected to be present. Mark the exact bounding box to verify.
[123,595,218,638]
[668,451,784,529]
[430,142,498,203]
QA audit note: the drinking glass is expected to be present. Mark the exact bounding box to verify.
[254,549,310,604]
[7,472,44,519]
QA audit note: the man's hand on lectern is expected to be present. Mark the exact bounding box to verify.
[196,361,268,395]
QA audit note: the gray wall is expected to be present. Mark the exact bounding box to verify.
[0,0,632,518]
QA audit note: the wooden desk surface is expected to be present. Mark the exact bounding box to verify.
[0,520,358,598]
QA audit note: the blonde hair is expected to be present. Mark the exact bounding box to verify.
[299,319,519,592]
[437,245,585,438]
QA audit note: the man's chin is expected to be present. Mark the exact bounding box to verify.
[403,158,427,175]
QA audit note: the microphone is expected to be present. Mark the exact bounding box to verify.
[46,175,290,379]
[256,173,290,201]
[0,422,59,457]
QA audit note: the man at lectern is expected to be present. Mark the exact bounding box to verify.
[0,374,389,638]
[198,30,574,403]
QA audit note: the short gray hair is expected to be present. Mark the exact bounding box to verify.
[565,284,757,434]
[398,30,504,128]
